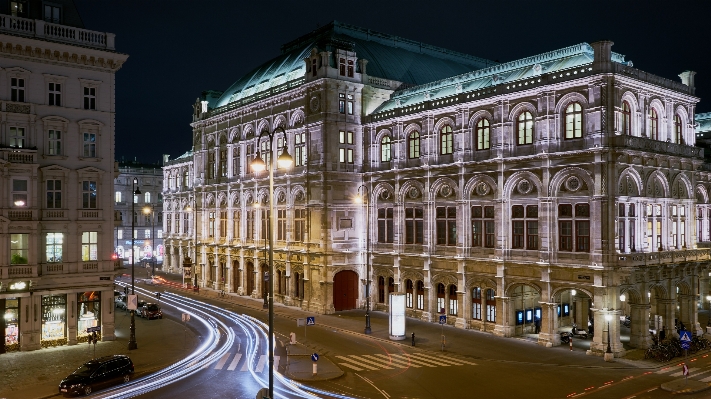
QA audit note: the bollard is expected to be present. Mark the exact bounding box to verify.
[290,332,296,345]
[312,363,317,375]
[411,332,415,347]
[569,336,573,351]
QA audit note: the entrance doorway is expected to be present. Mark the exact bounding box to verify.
[246,262,254,295]
[333,270,357,311]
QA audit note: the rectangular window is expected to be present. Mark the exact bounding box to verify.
[46,179,62,208]
[436,206,457,246]
[246,210,254,241]
[449,295,458,316]
[404,207,424,244]
[339,93,345,114]
[512,205,538,249]
[12,179,28,207]
[44,4,60,23]
[145,229,151,239]
[209,211,215,238]
[183,213,189,234]
[347,94,354,114]
[83,87,96,110]
[83,133,96,157]
[416,283,424,310]
[82,181,97,209]
[484,206,495,248]
[81,232,97,261]
[220,148,227,177]
[9,126,25,148]
[294,208,306,242]
[11,77,25,102]
[208,151,215,179]
[339,58,346,76]
[117,230,123,239]
[295,132,306,167]
[48,129,62,155]
[233,211,240,239]
[48,82,61,106]
[277,209,286,241]
[377,207,394,243]
[472,206,495,248]
[10,233,29,264]
[347,60,354,77]
[220,211,227,238]
[472,287,482,320]
[232,146,240,177]
[347,148,354,164]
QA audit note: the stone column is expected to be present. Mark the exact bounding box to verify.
[659,299,678,338]
[455,289,467,329]
[537,302,559,347]
[494,296,512,337]
[575,297,588,327]
[629,303,652,349]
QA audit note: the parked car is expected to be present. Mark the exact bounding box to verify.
[114,295,127,310]
[139,303,163,319]
[58,355,134,396]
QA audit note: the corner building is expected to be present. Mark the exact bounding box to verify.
[163,21,707,357]
[0,1,127,353]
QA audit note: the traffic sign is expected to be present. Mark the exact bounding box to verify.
[127,294,138,310]
[439,315,447,325]
[311,353,319,362]
[86,326,101,333]
[182,313,191,322]
[683,363,689,376]
[680,330,691,350]
[306,317,315,326]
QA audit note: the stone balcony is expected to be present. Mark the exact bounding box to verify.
[610,135,703,158]
[616,248,711,268]
[0,14,114,50]
[0,265,38,279]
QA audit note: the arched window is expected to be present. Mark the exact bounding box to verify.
[378,276,385,303]
[564,103,582,139]
[485,288,496,322]
[437,283,446,314]
[475,119,490,150]
[649,108,659,140]
[381,136,391,162]
[416,280,424,310]
[440,125,453,155]
[144,192,151,203]
[517,111,533,145]
[115,191,122,203]
[408,132,420,159]
[472,287,482,320]
[448,285,458,315]
[621,101,631,135]
[675,115,683,144]
[405,280,413,308]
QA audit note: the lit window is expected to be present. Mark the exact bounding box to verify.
[339,93,345,114]
[440,125,453,155]
[144,192,151,203]
[81,232,98,261]
[408,132,420,159]
[475,119,490,150]
[381,136,391,162]
[12,179,27,207]
[115,191,122,203]
[347,94,354,114]
[9,127,25,148]
[472,287,482,320]
[10,233,29,264]
[675,115,683,144]
[564,103,582,139]
[295,132,307,167]
[649,108,659,140]
[621,101,631,135]
[517,111,533,145]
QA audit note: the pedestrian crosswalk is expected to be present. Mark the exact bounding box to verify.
[336,352,477,372]
[655,365,711,381]
[201,353,280,373]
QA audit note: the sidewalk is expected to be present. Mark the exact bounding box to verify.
[0,306,197,399]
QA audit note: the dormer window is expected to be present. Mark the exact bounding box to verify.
[347,60,354,77]
[339,58,346,76]
[44,4,61,23]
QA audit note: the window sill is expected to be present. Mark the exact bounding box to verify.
[42,154,68,160]
[78,156,102,162]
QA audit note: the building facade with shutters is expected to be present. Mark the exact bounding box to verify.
[0,1,127,353]
[162,21,707,357]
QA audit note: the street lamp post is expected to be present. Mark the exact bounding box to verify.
[604,313,613,362]
[255,202,269,309]
[143,205,156,277]
[128,178,140,351]
[706,296,711,327]
[355,186,372,334]
[251,126,292,399]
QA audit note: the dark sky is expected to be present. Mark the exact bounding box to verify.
[73,0,711,164]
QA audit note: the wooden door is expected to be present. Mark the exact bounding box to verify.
[333,270,357,311]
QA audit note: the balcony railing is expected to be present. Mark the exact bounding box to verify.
[0,265,38,279]
[611,135,703,158]
[617,248,711,267]
[0,147,37,164]
[0,15,115,50]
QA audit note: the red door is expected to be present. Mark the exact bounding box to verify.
[246,262,254,294]
[333,270,357,311]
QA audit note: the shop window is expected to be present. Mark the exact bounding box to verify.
[3,298,20,347]
[448,285,458,316]
[404,206,423,244]
[408,132,420,159]
[77,292,101,342]
[517,111,534,145]
[11,77,25,102]
[416,281,424,310]
[475,119,490,150]
[10,233,29,264]
[440,125,453,155]
[381,136,391,162]
[82,181,97,209]
[48,82,61,106]
[42,294,67,343]
[377,207,394,243]
[472,287,482,320]
[9,126,25,148]
[46,233,63,262]
[81,232,97,261]
[405,280,413,308]
[83,133,96,157]
[485,289,496,322]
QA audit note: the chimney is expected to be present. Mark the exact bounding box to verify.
[590,41,614,72]
[679,71,696,88]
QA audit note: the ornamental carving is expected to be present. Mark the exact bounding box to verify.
[278,191,286,203]
[474,182,490,196]
[380,190,391,200]
[517,179,532,195]
[309,96,320,112]
[408,187,420,199]
[439,184,453,198]
[294,191,305,202]
[565,176,581,192]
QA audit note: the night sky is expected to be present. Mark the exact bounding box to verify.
[73,0,711,164]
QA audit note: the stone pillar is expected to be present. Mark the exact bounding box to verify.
[455,289,467,329]
[494,296,512,337]
[588,308,625,357]
[659,299,678,338]
[629,303,652,349]
[537,302,559,347]
[101,290,116,341]
[575,297,587,327]
[421,287,432,322]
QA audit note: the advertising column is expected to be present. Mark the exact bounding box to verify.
[389,293,406,340]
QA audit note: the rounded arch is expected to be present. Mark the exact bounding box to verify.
[619,91,639,136]
[554,91,589,115]
[433,116,457,134]
[619,287,643,304]
[646,171,670,198]
[218,131,228,145]
[671,173,692,200]
[463,174,498,200]
[216,192,227,207]
[375,128,392,143]
[508,101,537,123]
[400,270,425,283]
[648,284,668,300]
[503,171,543,199]
[431,273,458,286]
[696,184,709,204]
[465,277,497,291]
[290,109,305,127]
[228,127,241,143]
[289,185,307,206]
[550,286,594,302]
[549,167,594,197]
[242,123,254,140]
[505,281,542,297]
[256,119,271,135]
[273,186,288,204]
[674,280,692,296]
[403,122,422,136]
[372,182,396,204]
[273,114,287,130]
[617,167,643,197]
[467,109,494,128]
[398,180,425,203]
[431,177,460,200]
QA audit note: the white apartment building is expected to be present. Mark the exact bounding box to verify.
[0,1,127,353]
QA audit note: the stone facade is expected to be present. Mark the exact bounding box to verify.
[0,3,127,353]
[163,22,708,356]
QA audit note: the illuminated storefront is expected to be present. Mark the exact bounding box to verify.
[2,298,20,352]
[77,292,100,343]
[41,294,67,347]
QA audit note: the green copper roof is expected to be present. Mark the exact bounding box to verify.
[373,43,629,114]
[214,21,498,109]
[698,113,711,133]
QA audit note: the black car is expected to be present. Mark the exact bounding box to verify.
[139,303,163,319]
[58,355,134,396]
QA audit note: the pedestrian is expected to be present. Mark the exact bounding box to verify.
[659,326,666,341]
[534,319,541,334]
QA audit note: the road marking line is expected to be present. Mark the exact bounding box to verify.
[369,354,421,368]
[390,354,444,367]
[670,368,698,377]
[335,356,381,370]
[361,355,409,368]
[214,352,231,370]
[227,353,242,370]
[256,355,267,372]
[655,368,672,374]
[240,356,251,372]
[339,363,364,371]
[416,353,475,366]
[340,355,395,369]
[701,375,711,382]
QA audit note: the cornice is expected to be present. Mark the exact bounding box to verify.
[0,36,126,72]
